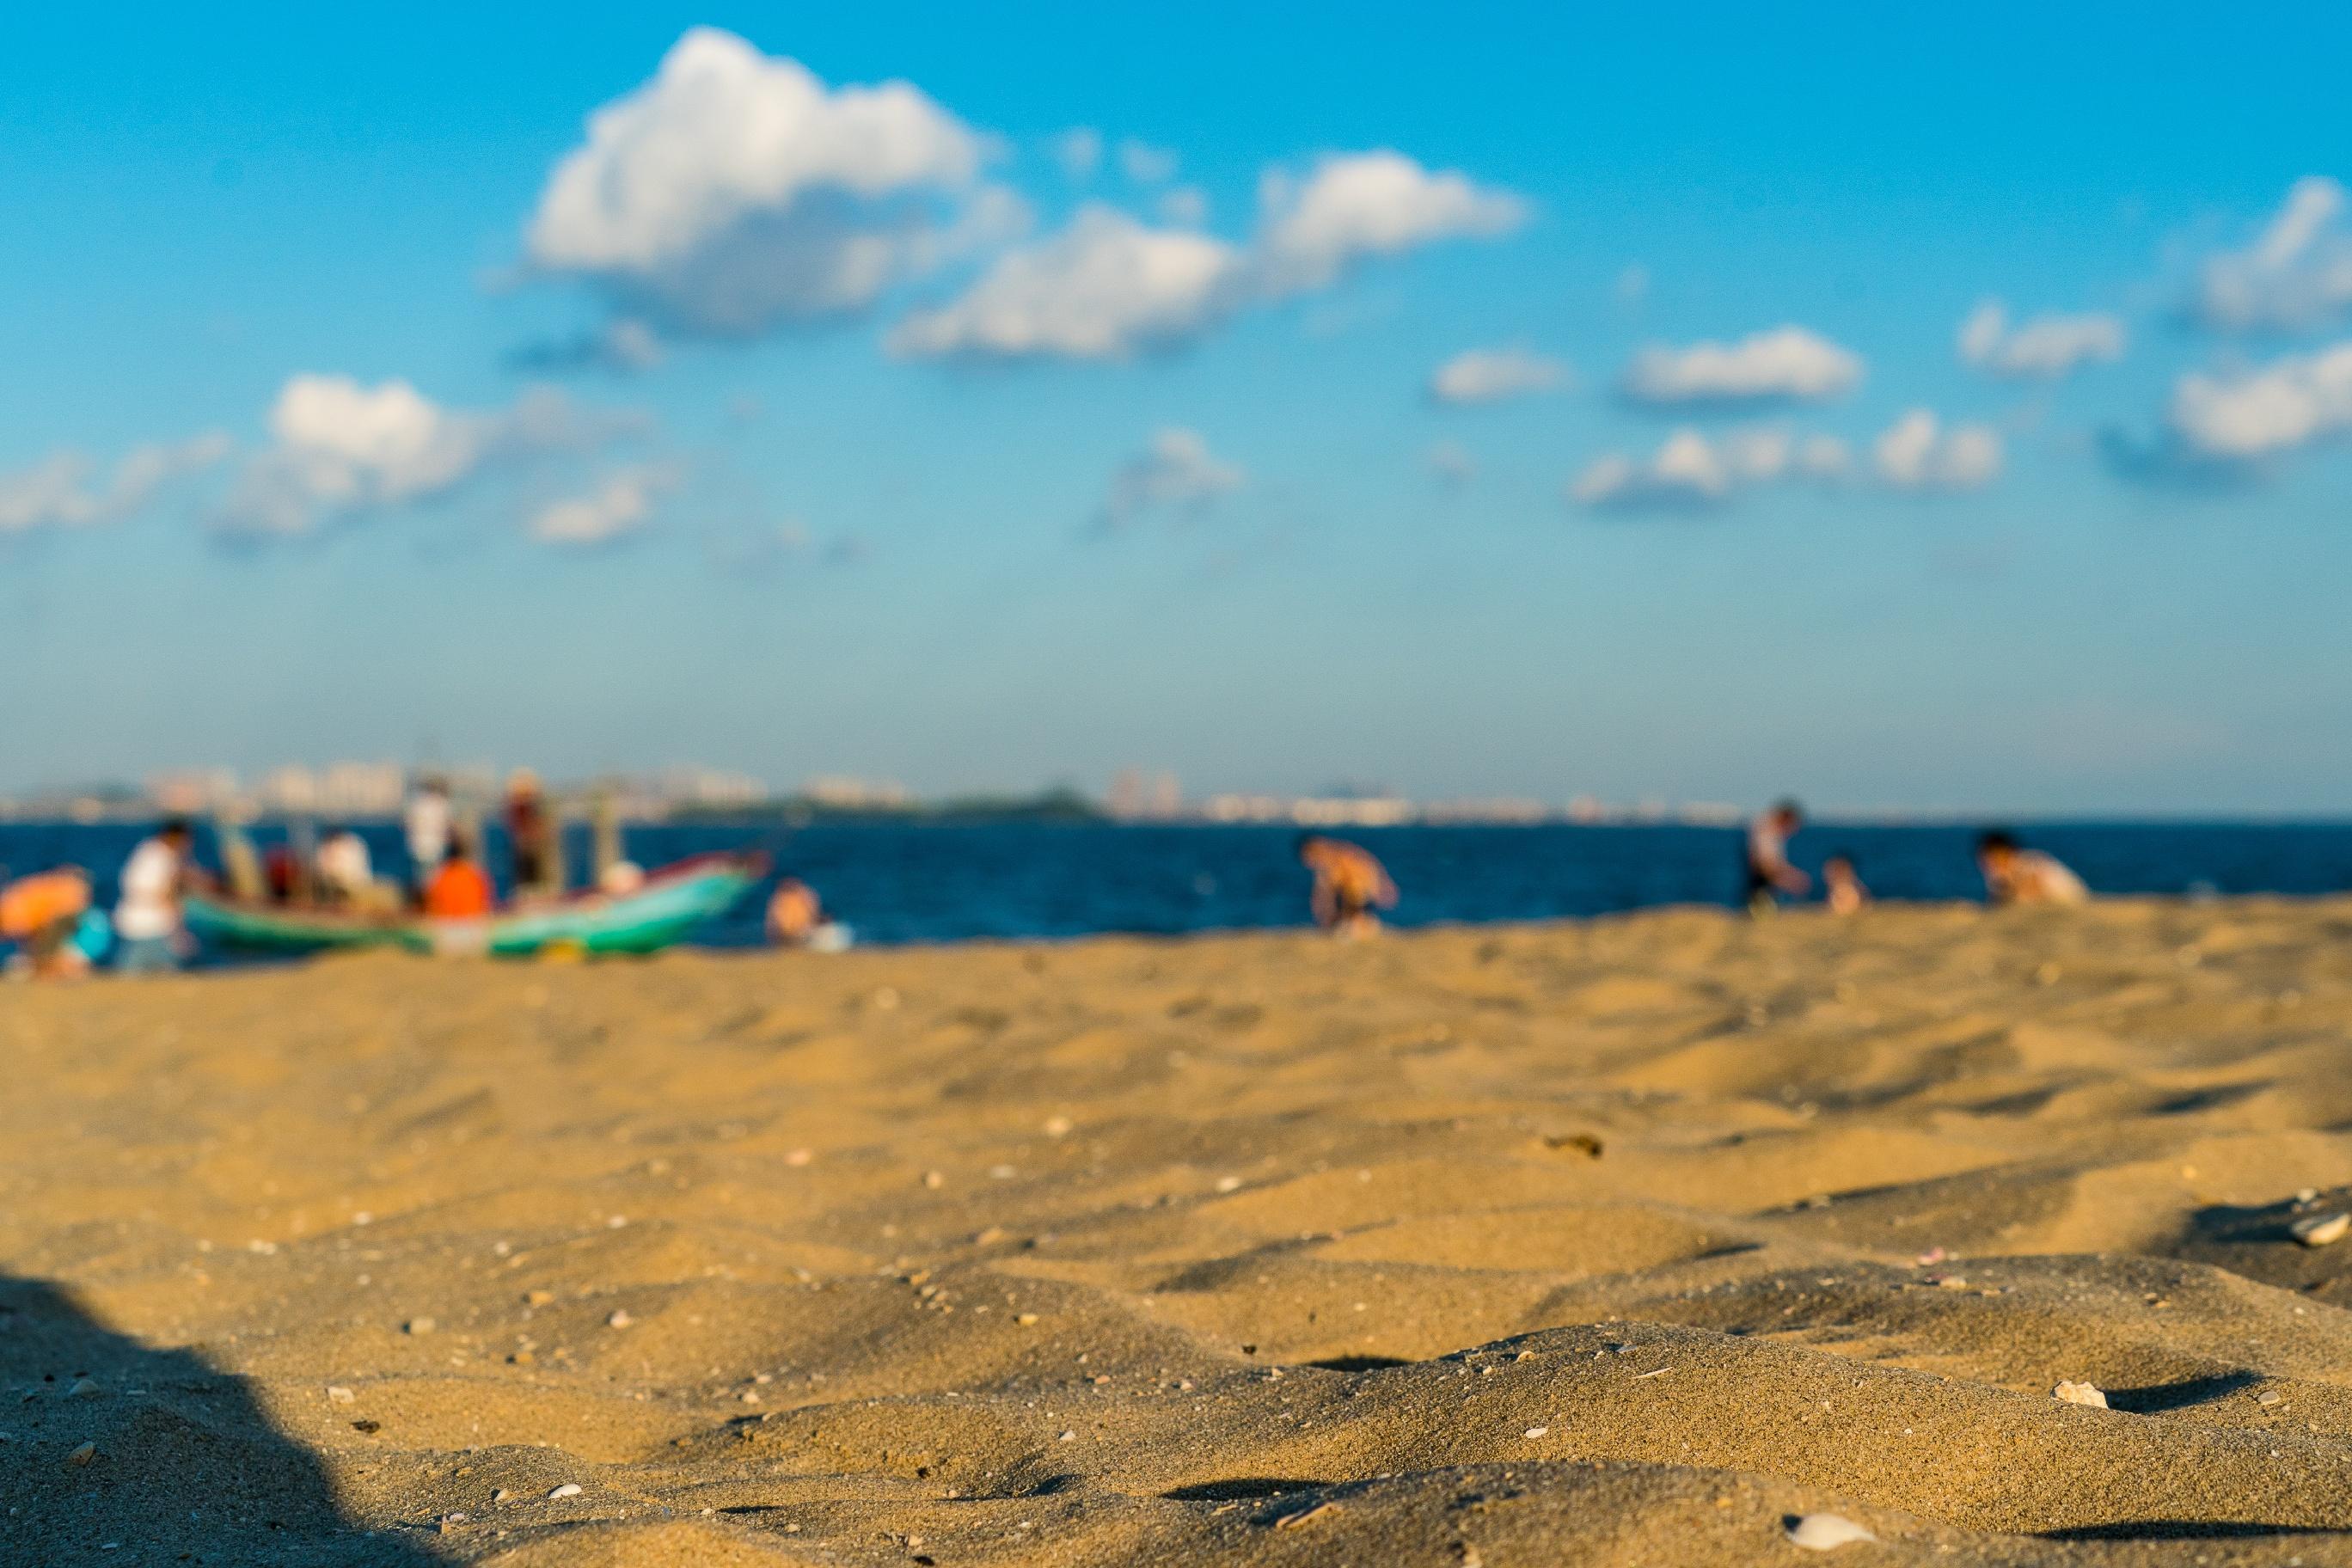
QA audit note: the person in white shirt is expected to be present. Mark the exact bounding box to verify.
[316,826,374,904]
[114,819,196,973]
[1742,799,1811,914]
[1976,830,2090,907]
[404,775,451,897]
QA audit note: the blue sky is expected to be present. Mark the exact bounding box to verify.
[4,3,2351,812]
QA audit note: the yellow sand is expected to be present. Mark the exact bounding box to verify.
[8,898,2352,1565]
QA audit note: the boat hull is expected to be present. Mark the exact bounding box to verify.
[183,855,763,959]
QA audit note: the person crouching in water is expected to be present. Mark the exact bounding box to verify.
[1296,835,1398,938]
[1742,799,1810,915]
[1822,852,1869,915]
[1977,830,2089,907]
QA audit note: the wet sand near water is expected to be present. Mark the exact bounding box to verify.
[8,898,2352,1564]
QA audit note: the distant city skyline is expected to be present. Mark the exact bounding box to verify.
[4,6,2351,813]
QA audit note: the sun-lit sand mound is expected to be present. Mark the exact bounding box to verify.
[9,897,2352,1565]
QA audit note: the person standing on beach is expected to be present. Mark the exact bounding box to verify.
[113,818,199,974]
[1297,835,1398,937]
[1742,800,1810,914]
[404,775,452,898]
[504,769,557,897]
[1976,830,2089,907]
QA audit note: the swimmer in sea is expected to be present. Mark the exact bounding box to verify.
[1296,835,1398,938]
[1976,830,2089,907]
[1822,852,1868,915]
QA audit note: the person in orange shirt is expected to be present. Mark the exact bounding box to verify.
[2,866,95,977]
[424,836,496,920]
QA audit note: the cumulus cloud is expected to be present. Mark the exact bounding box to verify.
[2167,340,2352,460]
[1621,326,1863,406]
[529,463,677,547]
[1957,301,2126,379]
[1099,427,1243,529]
[507,316,665,376]
[1253,150,1524,294]
[0,433,230,533]
[1118,140,1179,184]
[217,375,635,536]
[1427,346,1567,406]
[524,28,1007,335]
[1570,427,1848,511]
[888,205,1243,360]
[2196,175,2352,333]
[894,150,1521,363]
[1157,187,1209,226]
[1427,438,1476,487]
[1051,127,1103,179]
[1873,409,2003,490]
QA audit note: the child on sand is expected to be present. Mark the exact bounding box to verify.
[1822,852,1868,915]
[1976,830,2089,907]
[1296,835,1398,937]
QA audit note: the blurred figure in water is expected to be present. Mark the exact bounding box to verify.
[1822,852,1869,915]
[767,878,823,946]
[1977,830,2089,907]
[1743,799,1811,915]
[1296,835,1398,937]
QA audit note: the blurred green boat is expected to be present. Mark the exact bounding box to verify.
[184,852,764,959]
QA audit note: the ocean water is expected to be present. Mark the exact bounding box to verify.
[6,818,2352,958]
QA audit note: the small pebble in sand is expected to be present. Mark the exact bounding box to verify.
[923,1171,946,1190]
[1786,1513,1874,1550]
[327,1386,355,1405]
[2053,1381,2108,1408]
[1215,1177,1243,1193]
[1522,1426,1548,1439]
[2291,1213,2349,1247]
[1016,1314,1039,1326]
[405,1318,436,1336]
[2297,1187,2319,1204]
[785,1148,814,1167]
[548,1483,582,1499]
[606,1310,632,1329]
[66,1442,96,1467]
[68,1377,101,1398]
[523,1290,554,1307]
[1057,1430,1075,1442]
[1043,1116,1073,1137]
[492,1489,511,1503]
[2258,1391,2284,1406]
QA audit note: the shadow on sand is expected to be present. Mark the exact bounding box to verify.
[0,1271,442,1565]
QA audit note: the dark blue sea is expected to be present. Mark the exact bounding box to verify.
[6,818,2352,960]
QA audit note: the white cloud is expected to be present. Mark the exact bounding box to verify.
[1957,301,2126,379]
[1427,346,1567,406]
[1099,427,1243,528]
[1873,409,2003,490]
[1570,426,1848,510]
[1427,438,1476,487]
[1253,150,1524,294]
[2196,175,2352,332]
[524,28,999,334]
[1157,187,1209,226]
[2168,340,2352,460]
[0,433,230,534]
[510,316,665,375]
[1622,326,1862,406]
[1118,139,1179,184]
[1051,127,1103,179]
[529,463,677,547]
[888,205,1242,360]
[892,150,1521,362]
[217,376,634,536]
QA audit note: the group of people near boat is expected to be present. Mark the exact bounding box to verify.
[4,779,2097,977]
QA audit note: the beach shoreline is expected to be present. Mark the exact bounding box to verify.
[8,897,2352,1563]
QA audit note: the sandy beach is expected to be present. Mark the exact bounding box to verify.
[8,898,2352,1565]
